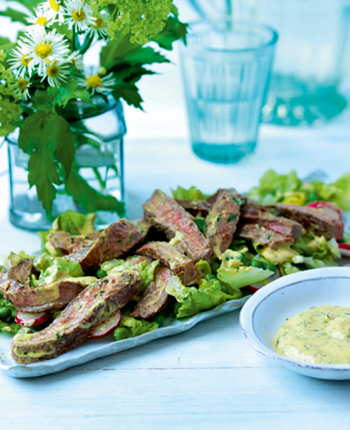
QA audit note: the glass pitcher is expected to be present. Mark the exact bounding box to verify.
[188,0,350,126]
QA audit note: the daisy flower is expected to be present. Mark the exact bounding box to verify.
[64,1,96,32]
[42,59,69,87]
[9,78,32,101]
[77,71,116,95]
[9,45,34,78]
[20,28,70,76]
[89,13,108,38]
[40,0,65,25]
[26,8,52,30]
[66,51,84,71]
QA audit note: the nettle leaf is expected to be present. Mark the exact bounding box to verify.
[112,83,143,109]
[58,77,93,107]
[153,14,188,50]
[124,47,169,66]
[18,111,76,216]
[100,32,141,70]
[65,168,125,217]
[0,8,29,25]
[34,77,93,110]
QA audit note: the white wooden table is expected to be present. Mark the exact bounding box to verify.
[2,1,350,428]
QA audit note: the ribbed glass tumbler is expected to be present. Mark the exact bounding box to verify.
[180,20,278,163]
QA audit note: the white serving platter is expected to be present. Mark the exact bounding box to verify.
[0,296,250,378]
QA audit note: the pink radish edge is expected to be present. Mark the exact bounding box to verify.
[89,309,121,339]
[245,268,281,294]
[339,243,350,259]
[15,311,52,327]
[307,201,342,221]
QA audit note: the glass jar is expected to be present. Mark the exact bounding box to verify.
[7,94,126,231]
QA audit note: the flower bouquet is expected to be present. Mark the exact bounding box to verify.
[0,0,186,226]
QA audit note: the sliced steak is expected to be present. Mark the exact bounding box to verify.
[237,224,294,248]
[4,279,90,313]
[47,231,100,254]
[136,241,201,286]
[266,204,344,240]
[64,219,150,271]
[143,189,211,262]
[130,265,171,319]
[0,253,33,292]
[12,270,142,364]
[205,188,242,259]
[241,206,303,241]
[176,199,212,216]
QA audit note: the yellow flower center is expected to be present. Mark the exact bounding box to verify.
[21,55,32,67]
[87,75,102,88]
[17,79,28,91]
[35,42,53,59]
[36,16,47,26]
[49,0,60,12]
[47,65,59,77]
[72,10,86,22]
[92,18,103,29]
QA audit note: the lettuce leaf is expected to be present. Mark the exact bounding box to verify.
[196,260,212,277]
[114,315,159,340]
[101,258,159,291]
[217,265,274,290]
[292,234,340,266]
[247,169,350,210]
[32,254,84,286]
[165,275,240,318]
[0,291,21,334]
[171,186,210,201]
[52,210,96,235]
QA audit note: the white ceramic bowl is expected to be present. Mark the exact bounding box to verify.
[240,266,350,380]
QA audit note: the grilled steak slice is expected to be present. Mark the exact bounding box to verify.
[130,265,171,318]
[237,224,294,248]
[205,188,242,259]
[241,206,303,241]
[64,219,150,271]
[143,189,211,262]
[136,242,201,286]
[266,204,344,240]
[176,199,212,216]
[0,253,33,292]
[12,270,141,364]
[47,231,100,254]
[4,279,90,313]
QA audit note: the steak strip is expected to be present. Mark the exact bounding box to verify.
[136,241,201,286]
[47,231,101,255]
[64,219,150,271]
[0,253,33,292]
[241,206,303,241]
[130,264,171,319]
[266,204,344,241]
[12,270,141,364]
[205,188,242,259]
[4,279,91,313]
[175,199,212,216]
[237,223,294,248]
[143,189,211,262]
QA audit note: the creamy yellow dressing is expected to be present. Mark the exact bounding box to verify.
[273,305,350,364]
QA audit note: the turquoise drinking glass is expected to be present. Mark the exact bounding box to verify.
[180,20,277,164]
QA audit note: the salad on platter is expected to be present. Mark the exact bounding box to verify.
[0,170,349,366]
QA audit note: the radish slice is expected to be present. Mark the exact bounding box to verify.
[339,243,350,259]
[245,268,281,294]
[89,309,121,339]
[307,202,342,221]
[15,311,52,327]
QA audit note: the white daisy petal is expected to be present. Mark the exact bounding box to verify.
[9,45,35,78]
[41,59,69,87]
[64,0,96,33]
[77,70,116,95]
[40,0,65,25]
[66,51,84,71]
[19,28,70,77]
[26,7,53,31]
[9,78,32,101]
